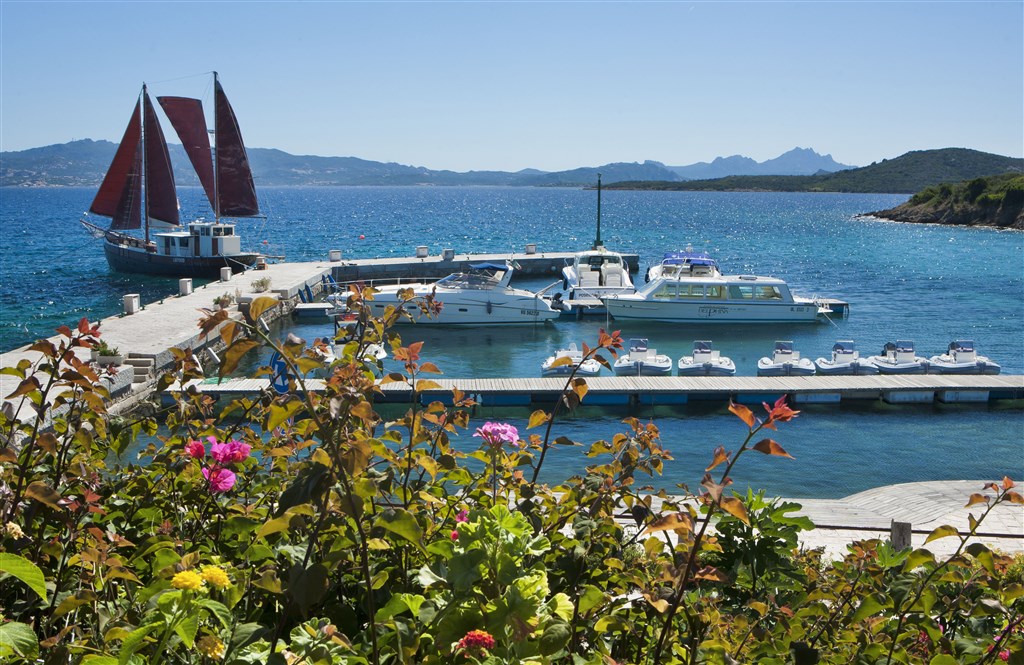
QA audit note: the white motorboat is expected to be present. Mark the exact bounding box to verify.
[561,247,635,300]
[814,340,879,375]
[366,262,560,325]
[541,343,601,377]
[756,341,816,377]
[613,338,673,376]
[644,247,722,283]
[869,341,930,374]
[929,340,1001,375]
[677,340,736,377]
[604,250,827,324]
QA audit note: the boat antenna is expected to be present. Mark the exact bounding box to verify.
[593,173,603,249]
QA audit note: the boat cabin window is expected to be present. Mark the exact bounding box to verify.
[677,285,703,299]
[705,285,723,299]
[754,285,782,300]
[728,285,754,300]
[179,238,189,248]
[213,227,232,237]
[653,284,676,299]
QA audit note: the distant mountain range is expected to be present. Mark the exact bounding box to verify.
[605,148,1024,195]
[666,147,854,179]
[0,142,854,188]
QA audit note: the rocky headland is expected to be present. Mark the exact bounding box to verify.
[867,173,1024,230]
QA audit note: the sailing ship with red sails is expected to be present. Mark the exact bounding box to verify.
[81,72,263,278]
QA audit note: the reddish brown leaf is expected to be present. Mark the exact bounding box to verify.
[964,493,990,508]
[694,566,730,583]
[5,376,40,399]
[197,308,229,339]
[705,446,729,471]
[729,401,756,428]
[1001,476,1015,490]
[1004,491,1023,505]
[219,339,259,378]
[642,511,694,535]
[752,438,795,459]
[26,481,65,510]
[719,496,749,525]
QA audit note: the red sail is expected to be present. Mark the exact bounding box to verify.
[158,96,216,211]
[90,101,143,230]
[142,91,180,226]
[215,81,259,217]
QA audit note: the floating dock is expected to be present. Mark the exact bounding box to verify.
[173,374,1024,408]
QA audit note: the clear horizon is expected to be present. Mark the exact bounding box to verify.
[1,1,1021,173]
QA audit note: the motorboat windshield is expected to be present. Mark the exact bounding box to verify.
[435,263,509,290]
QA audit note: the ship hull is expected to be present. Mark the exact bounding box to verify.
[103,241,258,279]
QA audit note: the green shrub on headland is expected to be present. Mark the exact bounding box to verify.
[1,301,1022,664]
[885,173,1024,230]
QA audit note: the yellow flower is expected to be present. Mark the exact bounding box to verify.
[171,569,205,591]
[200,565,231,589]
[197,635,225,659]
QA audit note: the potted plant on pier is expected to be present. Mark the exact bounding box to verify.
[213,293,235,311]
[92,340,123,366]
[251,277,272,293]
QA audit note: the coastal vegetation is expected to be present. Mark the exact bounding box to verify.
[605,149,1024,195]
[1,302,1022,664]
[868,173,1024,230]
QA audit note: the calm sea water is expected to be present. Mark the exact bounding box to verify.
[2,186,1021,498]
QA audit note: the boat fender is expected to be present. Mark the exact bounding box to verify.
[486,301,492,314]
[562,277,568,291]
[644,268,650,283]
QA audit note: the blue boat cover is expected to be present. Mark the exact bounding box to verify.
[663,250,718,267]
[694,340,712,352]
[629,338,649,351]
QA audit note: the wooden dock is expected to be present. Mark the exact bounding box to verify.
[173,374,1024,407]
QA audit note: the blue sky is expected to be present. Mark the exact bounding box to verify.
[1,1,1021,172]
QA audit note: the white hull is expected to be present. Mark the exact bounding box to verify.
[613,356,673,376]
[757,357,816,377]
[813,359,879,375]
[678,356,737,376]
[371,292,558,325]
[928,356,1001,375]
[869,356,930,374]
[603,298,821,323]
[541,359,601,377]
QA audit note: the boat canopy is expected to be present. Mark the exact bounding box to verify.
[663,250,718,267]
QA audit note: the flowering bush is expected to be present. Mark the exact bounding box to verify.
[0,312,1020,665]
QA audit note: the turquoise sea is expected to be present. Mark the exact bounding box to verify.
[1,186,1021,498]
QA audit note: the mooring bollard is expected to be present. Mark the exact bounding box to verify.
[415,246,429,258]
[890,520,912,551]
[525,243,537,255]
[220,267,232,282]
[123,294,141,315]
[442,248,455,261]
[329,249,342,262]
[179,278,193,296]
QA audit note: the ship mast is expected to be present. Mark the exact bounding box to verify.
[211,70,220,223]
[141,84,150,243]
[593,173,603,249]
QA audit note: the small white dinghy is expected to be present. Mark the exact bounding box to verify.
[869,340,930,375]
[677,340,736,377]
[613,338,673,376]
[929,340,1001,375]
[757,340,816,377]
[814,340,878,375]
[541,343,601,377]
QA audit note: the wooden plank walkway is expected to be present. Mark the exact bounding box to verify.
[173,374,1024,406]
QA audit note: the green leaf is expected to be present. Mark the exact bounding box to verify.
[851,593,887,622]
[924,524,959,544]
[173,612,199,648]
[196,599,233,630]
[82,657,120,665]
[266,399,303,432]
[118,623,160,665]
[903,548,936,572]
[375,508,424,549]
[577,584,606,615]
[539,621,571,656]
[0,552,48,602]
[0,621,39,660]
[929,656,959,665]
[965,542,995,575]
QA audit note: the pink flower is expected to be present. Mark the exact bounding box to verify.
[210,440,251,465]
[999,650,1010,662]
[202,467,237,493]
[450,530,459,540]
[456,509,468,523]
[185,440,206,459]
[456,629,495,652]
[473,422,519,448]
